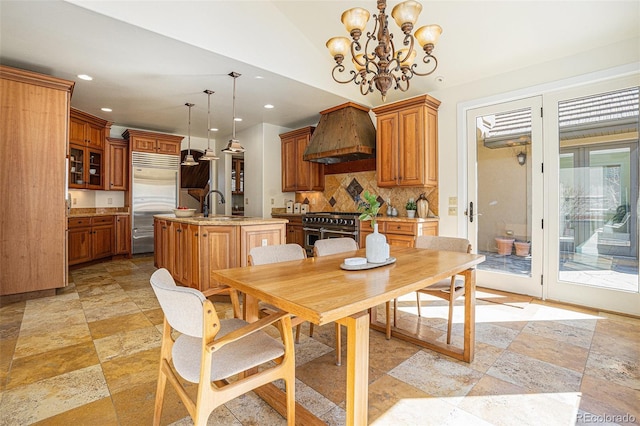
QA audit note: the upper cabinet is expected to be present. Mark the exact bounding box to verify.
[123,129,183,155]
[372,95,440,188]
[106,137,128,191]
[68,108,111,190]
[69,108,110,150]
[280,126,324,192]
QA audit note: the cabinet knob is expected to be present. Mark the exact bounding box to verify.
[202,234,207,237]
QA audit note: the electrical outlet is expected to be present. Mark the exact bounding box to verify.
[245,197,249,205]
[107,198,113,205]
[448,207,457,216]
[449,196,457,206]
[270,198,275,205]
[261,239,268,247]
[73,198,77,205]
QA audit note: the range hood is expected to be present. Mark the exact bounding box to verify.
[303,102,376,164]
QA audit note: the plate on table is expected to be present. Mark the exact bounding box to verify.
[340,257,396,270]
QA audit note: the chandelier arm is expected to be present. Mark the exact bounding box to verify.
[394,73,411,92]
[410,55,439,77]
[331,64,359,84]
[350,41,366,68]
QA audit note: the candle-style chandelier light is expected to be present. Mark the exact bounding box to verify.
[326,0,442,102]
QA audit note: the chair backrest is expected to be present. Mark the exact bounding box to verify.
[415,235,471,253]
[248,243,306,265]
[313,237,359,257]
[150,268,207,338]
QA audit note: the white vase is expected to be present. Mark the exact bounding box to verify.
[366,223,388,263]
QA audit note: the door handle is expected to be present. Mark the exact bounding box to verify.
[465,202,482,223]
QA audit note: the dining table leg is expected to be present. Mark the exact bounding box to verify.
[338,310,370,426]
[462,267,476,362]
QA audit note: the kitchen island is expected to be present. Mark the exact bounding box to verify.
[153,214,287,294]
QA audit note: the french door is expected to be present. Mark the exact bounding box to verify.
[466,97,544,297]
[544,76,639,315]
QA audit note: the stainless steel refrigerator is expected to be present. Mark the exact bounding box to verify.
[131,152,180,254]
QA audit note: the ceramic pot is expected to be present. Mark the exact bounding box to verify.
[366,224,388,263]
[495,238,515,255]
[407,210,416,218]
[514,241,531,257]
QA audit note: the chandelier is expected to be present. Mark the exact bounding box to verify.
[181,102,198,166]
[199,89,219,161]
[326,0,442,101]
[221,71,246,154]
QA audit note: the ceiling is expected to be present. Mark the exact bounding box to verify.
[1,0,638,142]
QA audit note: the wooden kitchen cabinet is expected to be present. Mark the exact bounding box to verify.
[1,66,73,296]
[240,224,287,267]
[68,216,115,265]
[372,95,440,188]
[114,214,131,255]
[272,214,304,247]
[359,218,439,248]
[70,108,110,150]
[280,126,324,192]
[106,138,128,191]
[200,225,239,293]
[69,144,104,189]
[123,129,183,155]
[154,219,171,270]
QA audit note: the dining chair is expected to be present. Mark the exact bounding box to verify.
[150,268,295,426]
[412,235,472,344]
[248,243,311,343]
[313,237,358,366]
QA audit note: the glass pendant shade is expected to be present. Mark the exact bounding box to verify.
[200,148,219,161]
[398,48,417,67]
[391,1,422,29]
[352,54,366,71]
[182,154,198,166]
[221,139,245,154]
[415,24,442,47]
[327,37,351,59]
[341,8,370,33]
[200,89,219,161]
[181,102,198,166]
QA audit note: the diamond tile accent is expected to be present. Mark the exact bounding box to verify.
[329,197,337,207]
[345,178,363,201]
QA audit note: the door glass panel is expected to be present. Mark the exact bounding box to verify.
[475,108,532,276]
[69,146,84,186]
[557,87,639,292]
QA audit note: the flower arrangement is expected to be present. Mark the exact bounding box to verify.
[358,191,381,227]
[406,198,417,211]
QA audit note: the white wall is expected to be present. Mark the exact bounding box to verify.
[69,189,125,208]
[430,37,640,237]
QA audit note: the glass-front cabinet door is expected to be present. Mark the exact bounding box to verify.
[69,145,85,188]
[69,145,103,189]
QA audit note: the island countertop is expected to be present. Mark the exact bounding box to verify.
[154,214,288,226]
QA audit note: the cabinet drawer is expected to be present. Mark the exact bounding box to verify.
[383,222,417,235]
[92,216,114,225]
[69,217,91,228]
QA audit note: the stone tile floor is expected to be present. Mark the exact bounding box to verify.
[0,256,638,425]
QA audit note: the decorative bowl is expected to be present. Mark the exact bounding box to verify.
[173,208,196,218]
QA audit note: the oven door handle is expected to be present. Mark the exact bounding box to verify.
[320,228,358,237]
[303,227,321,233]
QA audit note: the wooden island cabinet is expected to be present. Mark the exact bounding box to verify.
[154,215,286,294]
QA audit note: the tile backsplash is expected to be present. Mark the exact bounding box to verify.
[295,171,438,217]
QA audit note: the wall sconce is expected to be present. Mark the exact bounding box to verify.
[516,151,527,166]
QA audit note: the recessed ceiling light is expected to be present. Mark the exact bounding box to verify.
[210,128,218,132]
[264,104,275,109]
[255,76,264,79]
[101,107,112,112]
[234,118,242,122]
[77,74,93,81]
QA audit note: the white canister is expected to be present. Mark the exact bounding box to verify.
[293,203,301,214]
[286,201,293,213]
[300,203,309,214]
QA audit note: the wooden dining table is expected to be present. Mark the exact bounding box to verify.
[212,246,485,426]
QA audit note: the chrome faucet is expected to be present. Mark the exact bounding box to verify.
[203,189,226,217]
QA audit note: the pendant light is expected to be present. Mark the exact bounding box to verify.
[200,89,219,161]
[181,102,198,166]
[221,71,245,154]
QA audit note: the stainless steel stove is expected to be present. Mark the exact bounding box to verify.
[302,212,361,256]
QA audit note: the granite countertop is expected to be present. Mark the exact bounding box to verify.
[69,210,130,218]
[154,214,288,226]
